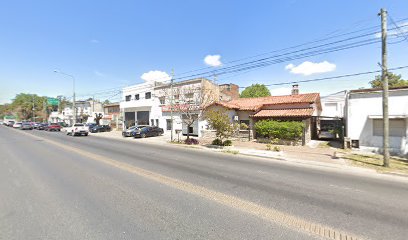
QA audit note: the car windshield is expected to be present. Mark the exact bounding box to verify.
[74,124,84,127]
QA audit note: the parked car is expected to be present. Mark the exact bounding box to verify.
[13,122,23,128]
[132,126,164,138]
[66,123,89,136]
[7,121,15,127]
[45,123,62,131]
[21,122,33,130]
[90,125,111,133]
[85,123,97,130]
[122,125,148,137]
[37,123,48,130]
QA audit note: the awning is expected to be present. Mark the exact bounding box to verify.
[252,108,314,118]
[368,115,408,119]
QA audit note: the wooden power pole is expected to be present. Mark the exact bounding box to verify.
[380,8,390,167]
[170,69,174,142]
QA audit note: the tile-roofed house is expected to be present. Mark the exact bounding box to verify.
[205,85,322,144]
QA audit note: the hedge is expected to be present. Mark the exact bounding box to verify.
[254,120,304,140]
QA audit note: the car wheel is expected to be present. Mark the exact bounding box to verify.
[85,133,88,136]
[141,133,146,138]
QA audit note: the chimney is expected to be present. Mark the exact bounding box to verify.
[291,84,299,95]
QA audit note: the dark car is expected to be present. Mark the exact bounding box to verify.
[21,123,33,130]
[122,125,149,137]
[90,125,111,133]
[45,123,61,131]
[37,123,48,130]
[132,126,164,138]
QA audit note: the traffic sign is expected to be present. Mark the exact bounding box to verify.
[47,98,60,106]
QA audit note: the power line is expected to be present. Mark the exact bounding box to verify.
[238,65,408,88]
[389,15,408,44]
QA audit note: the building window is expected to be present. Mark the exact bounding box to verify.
[150,119,154,126]
[373,119,406,137]
[166,119,172,130]
[145,92,151,99]
[156,119,159,126]
[159,97,165,105]
[135,94,139,100]
[125,95,131,101]
[185,93,194,99]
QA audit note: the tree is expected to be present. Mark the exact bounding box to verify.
[369,72,408,88]
[11,93,47,121]
[95,113,103,125]
[159,84,217,140]
[205,109,238,144]
[103,99,111,105]
[240,84,271,98]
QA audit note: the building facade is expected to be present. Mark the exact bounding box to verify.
[120,82,163,129]
[154,78,220,137]
[206,85,322,143]
[346,87,408,156]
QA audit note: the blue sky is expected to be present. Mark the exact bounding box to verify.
[1,0,408,103]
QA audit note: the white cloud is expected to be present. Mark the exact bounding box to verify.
[140,70,171,83]
[204,55,222,67]
[285,61,336,76]
[375,21,408,38]
[269,87,292,96]
[94,70,105,77]
[90,39,100,44]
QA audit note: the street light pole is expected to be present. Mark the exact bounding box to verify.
[54,70,76,124]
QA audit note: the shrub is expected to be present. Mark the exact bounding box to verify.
[254,120,304,140]
[266,144,272,150]
[212,138,223,146]
[223,140,232,146]
[240,122,249,130]
[185,138,199,145]
[273,146,281,152]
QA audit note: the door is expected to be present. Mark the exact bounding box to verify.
[124,112,135,128]
[137,111,150,125]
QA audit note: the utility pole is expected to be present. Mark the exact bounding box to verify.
[32,95,35,122]
[380,8,390,167]
[170,69,174,142]
[43,100,47,122]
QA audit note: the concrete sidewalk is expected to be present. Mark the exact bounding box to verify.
[90,130,349,168]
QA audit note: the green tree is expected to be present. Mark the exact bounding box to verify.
[369,72,408,88]
[10,93,47,121]
[240,84,271,98]
[205,109,238,144]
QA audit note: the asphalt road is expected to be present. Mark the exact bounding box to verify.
[1,126,407,240]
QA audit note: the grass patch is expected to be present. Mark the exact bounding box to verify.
[222,150,239,155]
[318,142,331,148]
[343,153,408,175]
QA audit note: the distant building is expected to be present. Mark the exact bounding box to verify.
[219,83,240,101]
[103,102,120,127]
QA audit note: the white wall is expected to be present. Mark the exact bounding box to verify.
[321,91,346,118]
[347,89,408,155]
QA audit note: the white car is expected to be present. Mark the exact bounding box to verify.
[13,122,23,128]
[65,123,89,136]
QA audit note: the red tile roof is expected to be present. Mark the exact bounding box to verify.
[252,108,314,118]
[209,93,320,111]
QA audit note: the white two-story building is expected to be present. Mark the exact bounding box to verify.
[120,82,163,129]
